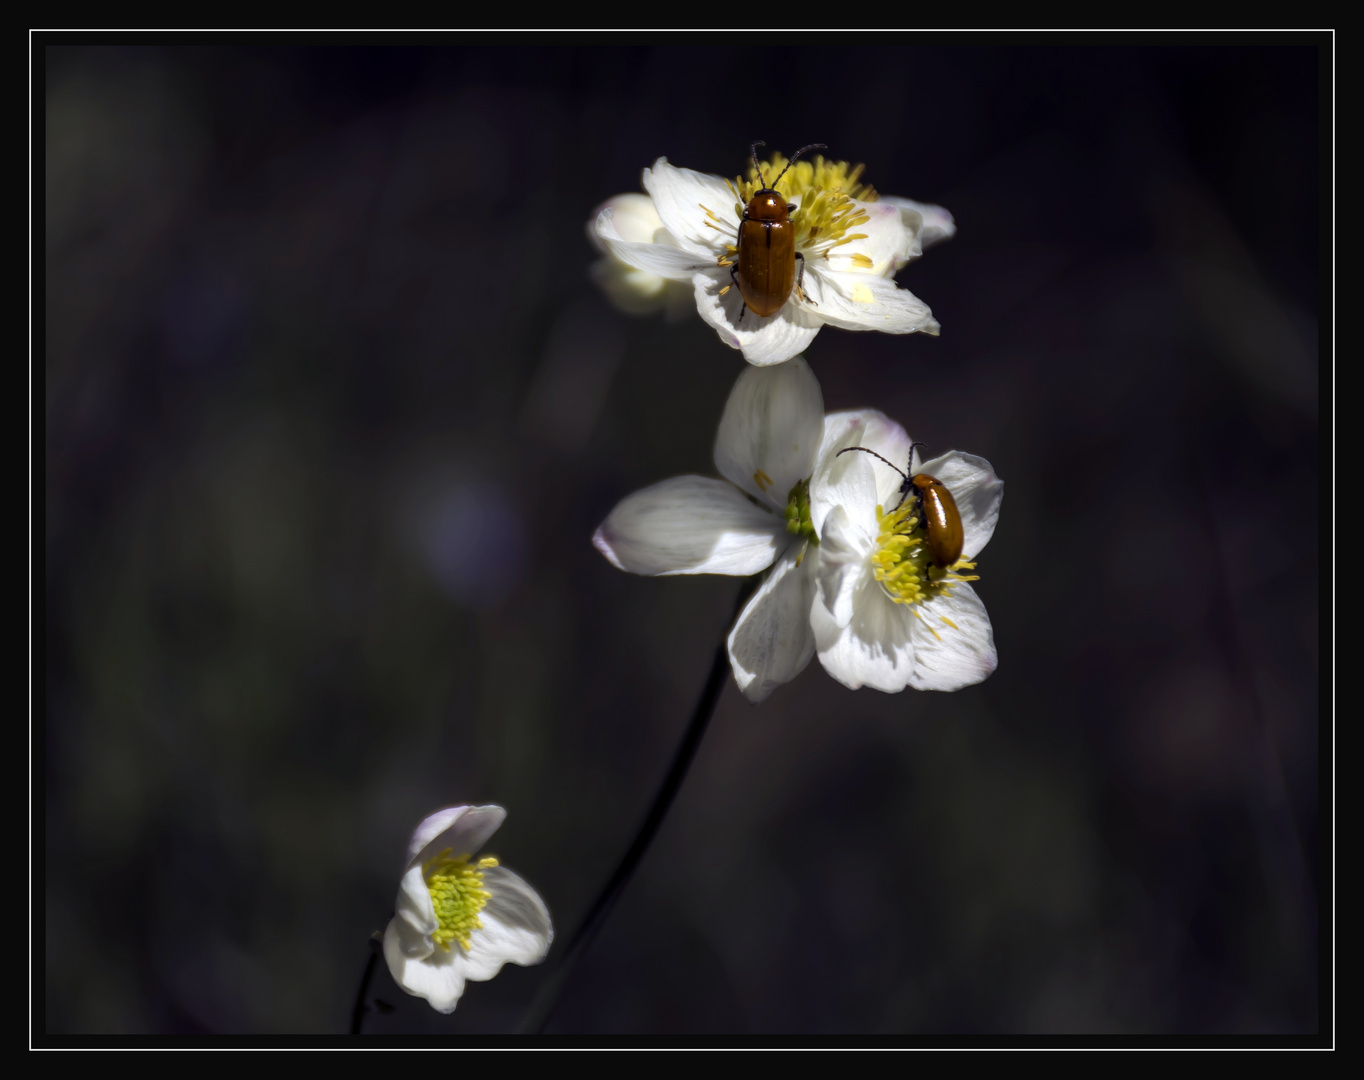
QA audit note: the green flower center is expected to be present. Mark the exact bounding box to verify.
[423,848,498,952]
[785,479,817,544]
[872,502,979,624]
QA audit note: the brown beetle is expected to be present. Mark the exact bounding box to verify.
[730,141,826,320]
[837,443,965,568]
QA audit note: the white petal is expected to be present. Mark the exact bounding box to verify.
[813,505,873,627]
[810,410,912,536]
[904,583,997,691]
[406,805,506,868]
[589,256,670,315]
[641,158,738,258]
[713,355,824,511]
[726,542,817,703]
[586,192,665,250]
[459,865,554,980]
[812,575,919,693]
[693,270,821,366]
[390,863,438,958]
[821,200,912,277]
[595,206,711,281]
[383,923,469,1014]
[593,476,785,576]
[803,267,939,336]
[880,196,957,251]
[914,450,1004,560]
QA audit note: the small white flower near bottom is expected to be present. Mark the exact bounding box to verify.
[383,805,552,1014]
[809,412,1004,693]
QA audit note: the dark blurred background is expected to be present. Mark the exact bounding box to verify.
[43,43,1322,1036]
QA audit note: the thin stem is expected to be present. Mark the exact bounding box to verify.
[349,935,382,1035]
[520,578,755,1034]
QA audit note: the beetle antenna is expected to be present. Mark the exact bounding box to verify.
[772,143,828,189]
[837,445,908,481]
[750,141,768,188]
[906,440,929,475]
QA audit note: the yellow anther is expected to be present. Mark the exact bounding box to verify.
[732,154,880,259]
[849,253,874,268]
[870,502,982,609]
[754,469,773,493]
[423,848,495,953]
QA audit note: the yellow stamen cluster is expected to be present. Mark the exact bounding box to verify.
[729,154,876,259]
[423,848,499,952]
[872,502,979,616]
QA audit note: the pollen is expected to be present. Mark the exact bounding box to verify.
[871,503,978,607]
[785,478,818,545]
[737,153,878,261]
[423,848,498,952]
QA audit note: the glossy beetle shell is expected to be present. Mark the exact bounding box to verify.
[911,474,964,568]
[735,193,796,317]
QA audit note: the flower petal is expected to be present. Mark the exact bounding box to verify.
[406,805,506,868]
[726,542,817,703]
[594,206,712,281]
[905,583,997,691]
[383,924,469,1014]
[589,256,670,315]
[821,200,912,277]
[586,192,666,251]
[813,505,873,627]
[693,271,822,366]
[880,196,957,251]
[641,157,738,258]
[915,450,1004,561]
[593,475,785,577]
[458,865,554,980]
[810,410,912,536]
[713,355,824,511]
[390,863,438,958]
[811,575,919,693]
[803,267,939,337]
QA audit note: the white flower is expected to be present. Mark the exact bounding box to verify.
[586,192,695,320]
[809,413,1003,693]
[592,151,952,366]
[383,805,552,1014]
[593,356,827,702]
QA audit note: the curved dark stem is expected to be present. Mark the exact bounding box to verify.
[521,578,757,1034]
[349,935,382,1035]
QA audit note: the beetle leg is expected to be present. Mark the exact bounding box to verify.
[729,264,748,323]
[795,251,817,307]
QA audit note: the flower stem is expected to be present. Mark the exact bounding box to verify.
[349,933,382,1035]
[520,578,756,1034]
